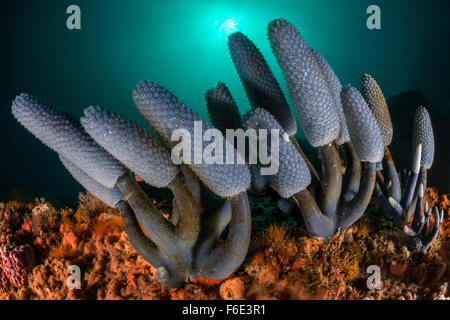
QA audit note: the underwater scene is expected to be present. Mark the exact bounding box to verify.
[1,0,450,302]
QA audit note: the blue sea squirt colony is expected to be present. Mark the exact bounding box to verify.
[11,18,440,287]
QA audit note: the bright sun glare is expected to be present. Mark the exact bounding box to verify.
[215,17,240,37]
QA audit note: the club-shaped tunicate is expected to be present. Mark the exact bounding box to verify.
[133,81,251,198]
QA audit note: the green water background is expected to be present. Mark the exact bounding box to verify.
[1,0,449,205]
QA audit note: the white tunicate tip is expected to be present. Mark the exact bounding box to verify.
[388,197,400,209]
[412,144,422,174]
